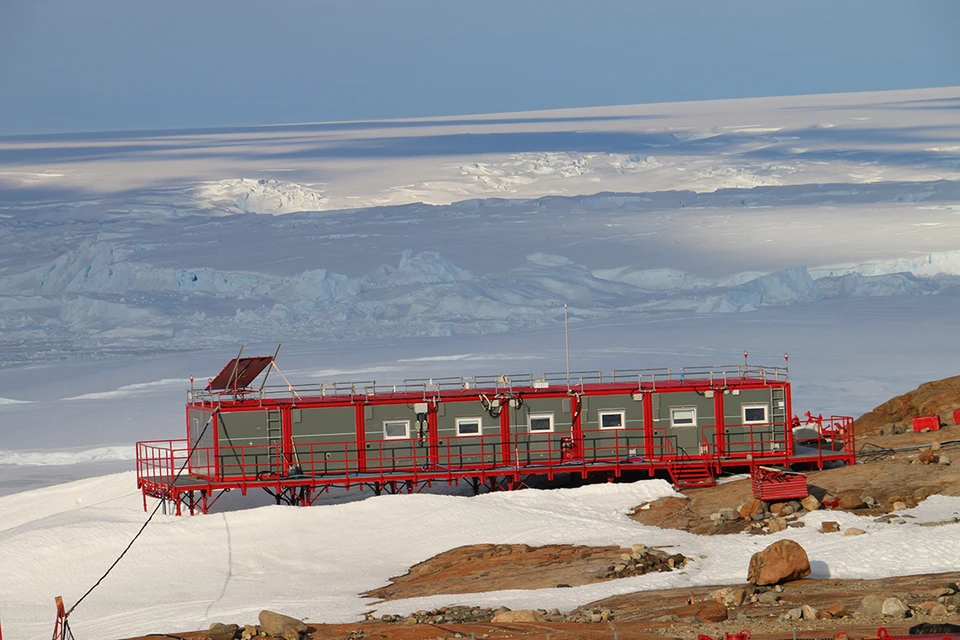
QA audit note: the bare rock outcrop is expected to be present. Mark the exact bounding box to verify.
[854,374,960,435]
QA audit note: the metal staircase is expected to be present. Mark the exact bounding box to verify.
[668,460,716,489]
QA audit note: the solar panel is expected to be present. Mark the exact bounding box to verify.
[206,356,275,391]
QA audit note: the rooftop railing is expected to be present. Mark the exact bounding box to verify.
[186,363,789,405]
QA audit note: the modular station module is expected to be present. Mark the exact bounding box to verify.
[136,354,855,515]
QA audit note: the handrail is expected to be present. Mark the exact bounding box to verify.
[186,362,790,404]
[137,411,853,494]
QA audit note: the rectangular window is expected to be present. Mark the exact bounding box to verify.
[599,410,625,430]
[383,420,410,439]
[742,404,769,424]
[670,407,696,427]
[528,413,554,433]
[456,417,482,436]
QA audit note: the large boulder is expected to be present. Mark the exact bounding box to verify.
[259,610,307,640]
[491,609,546,623]
[747,539,811,585]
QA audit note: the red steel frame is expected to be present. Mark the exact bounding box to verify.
[136,363,856,515]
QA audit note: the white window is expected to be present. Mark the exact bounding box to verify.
[383,420,410,439]
[742,404,769,424]
[670,407,697,427]
[599,410,625,430]
[456,417,482,436]
[528,413,554,433]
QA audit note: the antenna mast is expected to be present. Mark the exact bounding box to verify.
[564,303,571,391]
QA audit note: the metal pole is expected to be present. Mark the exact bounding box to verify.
[564,303,571,391]
[259,343,282,392]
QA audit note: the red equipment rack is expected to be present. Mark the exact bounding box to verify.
[751,466,808,501]
[135,355,856,514]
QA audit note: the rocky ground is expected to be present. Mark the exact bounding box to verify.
[127,379,960,640]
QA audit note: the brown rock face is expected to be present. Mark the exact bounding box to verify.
[747,539,811,585]
[854,374,960,436]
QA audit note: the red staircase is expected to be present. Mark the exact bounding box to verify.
[669,461,716,489]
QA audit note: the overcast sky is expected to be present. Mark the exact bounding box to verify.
[0,0,958,135]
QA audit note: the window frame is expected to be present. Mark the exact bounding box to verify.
[670,407,697,428]
[598,409,626,430]
[742,403,770,425]
[383,419,411,440]
[455,417,483,436]
[528,413,555,433]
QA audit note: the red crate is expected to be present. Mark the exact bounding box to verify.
[752,466,808,501]
[912,415,940,432]
[953,409,960,426]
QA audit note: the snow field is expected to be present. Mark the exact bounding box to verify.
[2,474,960,640]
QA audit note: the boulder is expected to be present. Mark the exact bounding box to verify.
[919,449,936,464]
[882,597,909,617]
[939,454,952,466]
[940,582,959,595]
[781,607,803,621]
[822,521,841,533]
[769,502,786,515]
[837,494,865,510]
[859,595,886,616]
[739,498,765,519]
[892,501,907,511]
[768,516,788,533]
[844,528,866,536]
[801,604,819,620]
[801,495,820,512]
[206,623,239,640]
[491,609,546,623]
[259,610,307,639]
[826,603,849,618]
[719,508,739,521]
[713,587,746,607]
[747,539,811,585]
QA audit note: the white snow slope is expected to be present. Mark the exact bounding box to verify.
[3,475,960,639]
[1,87,960,639]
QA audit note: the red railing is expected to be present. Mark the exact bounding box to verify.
[136,417,855,491]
